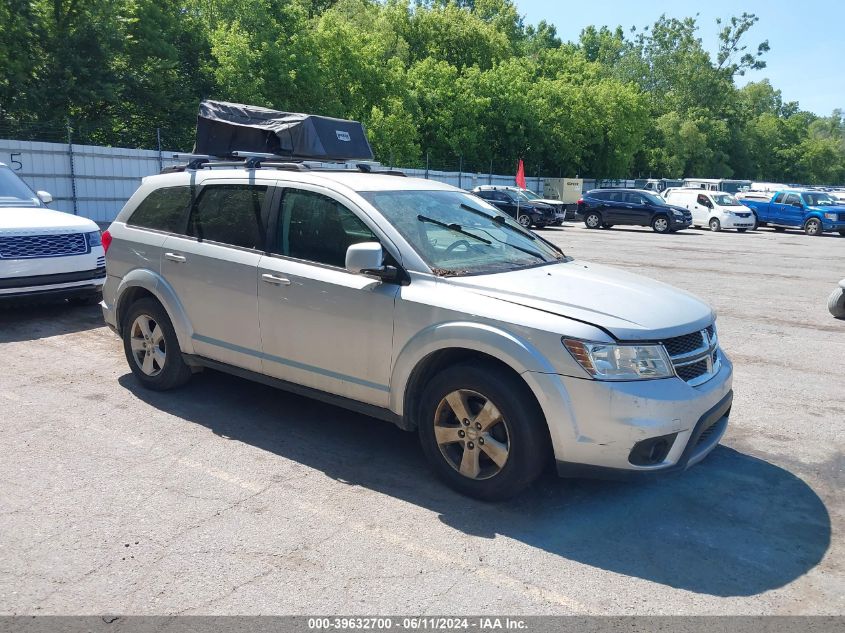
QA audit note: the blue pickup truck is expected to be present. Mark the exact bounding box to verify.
[740,190,845,236]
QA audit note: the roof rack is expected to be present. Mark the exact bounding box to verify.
[162,151,405,176]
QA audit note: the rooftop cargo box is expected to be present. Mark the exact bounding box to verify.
[194,100,374,161]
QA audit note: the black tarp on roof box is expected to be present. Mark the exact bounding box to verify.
[194,100,374,161]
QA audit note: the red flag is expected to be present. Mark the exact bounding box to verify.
[515,159,526,189]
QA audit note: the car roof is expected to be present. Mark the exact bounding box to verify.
[143,168,458,193]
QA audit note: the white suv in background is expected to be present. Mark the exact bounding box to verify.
[0,163,105,304]
[102,162,733,499]
[664,188,755,232]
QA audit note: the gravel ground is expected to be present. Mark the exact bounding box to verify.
[0,222,842,615]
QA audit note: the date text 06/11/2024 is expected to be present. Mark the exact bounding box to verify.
[306,618,528,630]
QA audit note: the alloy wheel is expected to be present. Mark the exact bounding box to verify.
[518,215,531,228]
[433,389,511,480]
[585,213,600,228]
[129,314,166,377]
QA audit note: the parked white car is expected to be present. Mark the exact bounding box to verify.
[664,188,756,232]
[102,163,733,499]
[0,163,105,303]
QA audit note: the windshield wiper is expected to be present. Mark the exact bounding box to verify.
[417,214,491,244]
[459,204,536,241]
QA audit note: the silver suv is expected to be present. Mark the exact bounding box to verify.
[102,163,733,499]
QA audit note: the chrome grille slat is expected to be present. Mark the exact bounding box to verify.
[0,233,88,259]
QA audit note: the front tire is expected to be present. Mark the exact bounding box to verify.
[652,215,670,233]
[804,218,822,236]
[417,363,550,500]
[709,218,721,232]
[829,287,845,319]
[122,298,192,391]
[584,211,601,229]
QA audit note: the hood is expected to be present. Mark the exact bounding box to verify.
[446,260,714,341]
[533,198,564,207]
[0,206,99,236]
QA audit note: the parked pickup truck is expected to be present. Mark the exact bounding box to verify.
[739,190,845,236]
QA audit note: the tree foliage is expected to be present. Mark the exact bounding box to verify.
[1,1,842,183]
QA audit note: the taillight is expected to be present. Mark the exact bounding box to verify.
[102,230,112,254]
[577,198,583,205]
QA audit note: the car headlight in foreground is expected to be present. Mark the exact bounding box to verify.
[563,338,674,380]
[86,230,103,247]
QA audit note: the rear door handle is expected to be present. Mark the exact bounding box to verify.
[261,273,291,286]
[164,252,186,263]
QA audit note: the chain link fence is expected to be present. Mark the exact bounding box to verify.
[0,122,597,222]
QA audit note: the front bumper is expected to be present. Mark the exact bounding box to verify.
[822,220,845,232]
[0,267,106,298]
[526,351,733,477]
[721,215,755,229]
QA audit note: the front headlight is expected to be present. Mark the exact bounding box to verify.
[824,212,837,220]
[562,338,674,380]
[86,230,102,247]
[671,209,684,216]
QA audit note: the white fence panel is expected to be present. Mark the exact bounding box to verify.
[2,138,555,222]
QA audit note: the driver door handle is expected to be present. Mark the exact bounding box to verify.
[261,273,291,286]
[164,252,186,263]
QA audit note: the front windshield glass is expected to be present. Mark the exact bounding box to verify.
[519,189,540,200]
[712,193,740,206]
[720,181,746,194]
[802,192,836,206]
[0,166,40,207]
[360,190,565,277]
[641,192,668,206]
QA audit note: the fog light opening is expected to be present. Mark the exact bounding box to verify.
[629,433,678,466]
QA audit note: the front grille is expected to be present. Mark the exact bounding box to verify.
[736,212,751,218]
[663,331,704,357]
[662,324,720,386]
[0,233,88,259]
[677,359,708,381]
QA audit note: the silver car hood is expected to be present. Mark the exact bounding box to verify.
[447,260,714,341]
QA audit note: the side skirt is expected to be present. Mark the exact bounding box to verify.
[182,353,409,430]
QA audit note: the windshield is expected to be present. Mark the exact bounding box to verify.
[361,190,565,276]
[0,166,41,208]
[519,189,540,201]
[641,192,668,206]
[712,193,740,206]
[720,181,747,194]
[802,192,836,206]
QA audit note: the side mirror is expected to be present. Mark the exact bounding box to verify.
[345,242,399,281]
[36,191,53,205]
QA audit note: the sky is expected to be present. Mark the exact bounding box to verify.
[514,0,843,116]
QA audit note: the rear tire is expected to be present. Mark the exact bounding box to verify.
[122,298,192,391]
[829,287,845,319]
[584,212,601,229]
[804,218,822,236]
[417,363,550,501]
[652,215,670,233]
[709,218,722,232]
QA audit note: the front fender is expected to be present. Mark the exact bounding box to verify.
[114,269,195,354]
[389,320,559,417]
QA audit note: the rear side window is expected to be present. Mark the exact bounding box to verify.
[128,186,191,233]
[187,184,268,249]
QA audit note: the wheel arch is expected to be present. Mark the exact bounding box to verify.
[391,322,556,430]
[114,269,195,354]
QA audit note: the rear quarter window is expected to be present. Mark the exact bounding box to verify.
[127,186,191,233]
